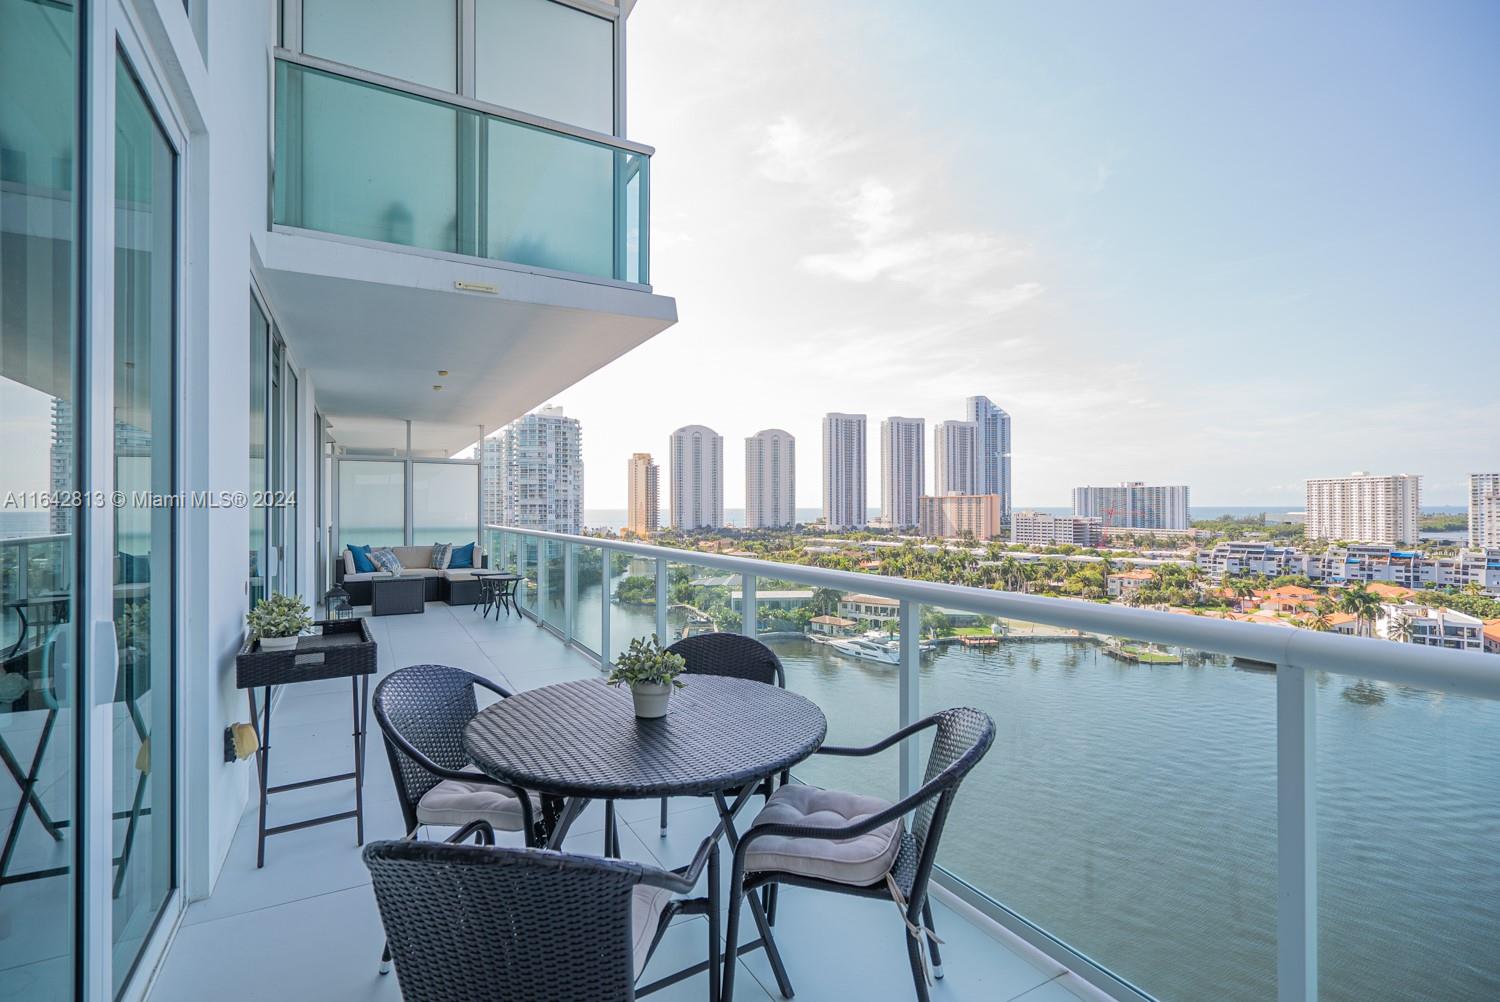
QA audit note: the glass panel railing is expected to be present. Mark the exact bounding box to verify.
[924,621,1277,1002]
[757,580,899,804]
[541,539,565,632]
[274,58,649,284]
[569,544,603,658]
[607,551,647,664]
[1315,672,1500,1001]
[516,535,539,616]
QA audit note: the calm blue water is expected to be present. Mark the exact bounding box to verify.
[562,581,1500,1001]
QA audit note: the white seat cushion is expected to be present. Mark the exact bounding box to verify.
[631,883,674,976]
[744,784,905,887]
[415,777,538,833]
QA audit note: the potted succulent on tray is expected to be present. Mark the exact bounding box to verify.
[246,593,313,652]
[608,635,686,719]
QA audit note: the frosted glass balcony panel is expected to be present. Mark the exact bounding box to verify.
[276,61,464,255]
[303,0,458,92]
[274,59,649,284]
[475,0,614,134]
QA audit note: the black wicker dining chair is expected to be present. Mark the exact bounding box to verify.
[364,833,721,1001]
[721,707,996,1002]
[655,633,787,836]
[372,664,543,973]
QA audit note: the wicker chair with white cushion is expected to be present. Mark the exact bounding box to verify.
[721,707,996,1002]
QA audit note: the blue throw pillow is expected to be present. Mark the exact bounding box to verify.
[449,542,475,569]
[347,544,376,573]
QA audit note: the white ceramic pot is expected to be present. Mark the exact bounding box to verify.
[630,681,671,719]
[259,635,300,652]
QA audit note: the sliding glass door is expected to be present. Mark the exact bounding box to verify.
[111,54,177,993]
[0,2,82,997]
[249,299,299,606]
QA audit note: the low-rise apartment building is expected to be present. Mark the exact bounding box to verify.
[1197,542,1500,598]
[1107,569,1155,598]
[919,494,1003,540]
[1011,511,1104,547]
[1378,604,1485,652]
[1196,542,1307,579]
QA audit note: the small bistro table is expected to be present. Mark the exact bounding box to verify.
[235,618,377,867]
[470,570,520,619]
[464,674,826,999]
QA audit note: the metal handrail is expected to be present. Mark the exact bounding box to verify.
[486,525,1500,702]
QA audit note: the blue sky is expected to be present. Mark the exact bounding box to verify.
[563,1,1500,508]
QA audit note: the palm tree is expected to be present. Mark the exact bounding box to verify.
[1338,585,1381,638]
[810,587,841,617]
[1387,611,1413,643]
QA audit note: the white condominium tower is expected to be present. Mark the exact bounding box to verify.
[496,406,585,533]
[965,396,1012,521]
[626,452,660,538]
[822,413,868,528]
[1467,473,1500,547]
[480,435,505,527]
[1304,472,1421,545]
[933,420,980,496]
[669,425,724,530]
[1073,482,1191,531]
[880,417,925,528]
[746,429,796,529]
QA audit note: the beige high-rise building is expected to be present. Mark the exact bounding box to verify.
[821,413,867,528]
[746,429,796,529]
[880,417,925,529]
[1304,472,1421,545]
[933,420,980,496]
[626,453,659,538]
[669,425,724,530]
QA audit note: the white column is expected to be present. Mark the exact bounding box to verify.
[1277,662,1317,1002]
[741,574,757,637]
[898,600,922,799]
[655,557,668,641]
[599,544,612,669]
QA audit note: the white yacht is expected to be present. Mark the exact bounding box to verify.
[828,636,902,665]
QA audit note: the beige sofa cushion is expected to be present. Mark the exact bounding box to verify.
[744,785,904,887]
[392,546,434,569]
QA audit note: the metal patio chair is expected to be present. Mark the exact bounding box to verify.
[721,707,996,1002]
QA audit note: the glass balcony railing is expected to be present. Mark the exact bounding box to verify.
[273,55,649,285]
[486,524,1500,1002]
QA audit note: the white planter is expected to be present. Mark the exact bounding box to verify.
[630,681,672,719]
[259,635,300,652]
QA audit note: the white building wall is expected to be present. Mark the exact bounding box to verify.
[1305,472,1421,544]
[880,416,924,528]
[1073,482,1191,530]
[1470,473,1500,548]
[822,413,867,528]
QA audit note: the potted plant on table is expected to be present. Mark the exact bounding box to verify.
[247,593,313,652]
[608,635,686,719]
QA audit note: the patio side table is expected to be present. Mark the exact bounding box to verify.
[371,574,425,616]
[235,618,377,867]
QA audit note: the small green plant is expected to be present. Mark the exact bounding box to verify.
[607,634,686,689]
[246,592,313,641]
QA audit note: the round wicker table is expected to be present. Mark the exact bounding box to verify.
[463,674,825,1000]
[463,674,826,804]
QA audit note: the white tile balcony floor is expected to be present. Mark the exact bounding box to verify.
[144,602,1104,1002]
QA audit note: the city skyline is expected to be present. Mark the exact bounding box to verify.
[533,1,1499,509]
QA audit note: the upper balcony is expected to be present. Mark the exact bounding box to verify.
[272,52,650,287]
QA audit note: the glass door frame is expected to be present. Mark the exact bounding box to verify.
[83,7,191,1000]
[248,282,301,608]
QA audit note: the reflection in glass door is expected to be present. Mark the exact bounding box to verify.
[249,302,268,607]
[111,54,177,995]
[0,1,81,997]
[268,339,285,596]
